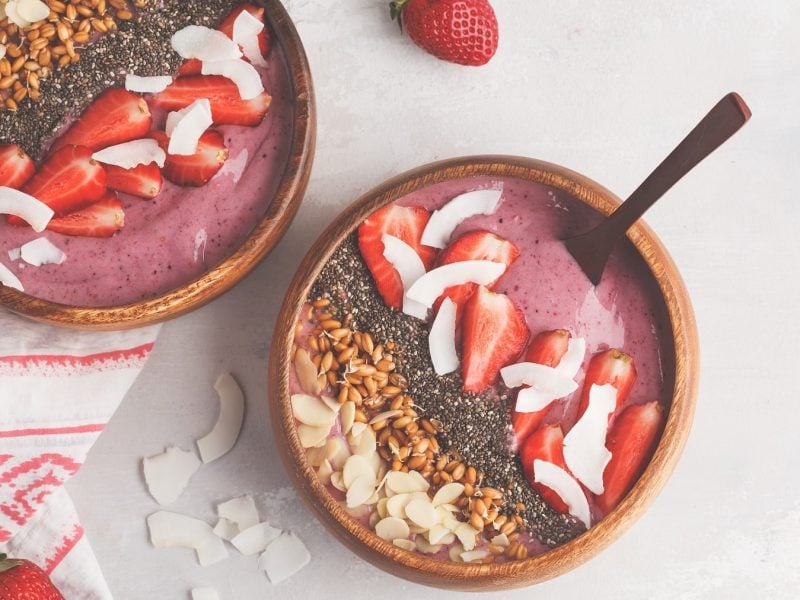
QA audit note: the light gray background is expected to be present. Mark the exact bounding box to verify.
[68,1,800,598]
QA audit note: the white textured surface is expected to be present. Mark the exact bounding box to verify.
[67,0,800,597]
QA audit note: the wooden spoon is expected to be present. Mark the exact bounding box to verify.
[564,92,751,285]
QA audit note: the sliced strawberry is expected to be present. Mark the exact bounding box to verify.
[461,285,528,393]
[105,162,163,199]
[47,191,124,238]
[0,143,35,189]
[595,401,663,514]
[520,423,570,514]
[357,204,437,310]
[151,76,271,127]
[433,230,520,323]
[219,3,270,57]
[7,146,107,225]
[51,89,152,152]
[150,130,228,187]
[512,329,572,446]
[177,59,202,77]
[576,348,637,419]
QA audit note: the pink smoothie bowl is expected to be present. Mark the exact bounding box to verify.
[268,155,699,590]
[0,0,315,330]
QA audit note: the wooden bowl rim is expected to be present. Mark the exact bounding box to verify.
[0,0,316,331]
[268,155,699,590]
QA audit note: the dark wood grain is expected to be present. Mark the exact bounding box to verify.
[0,0,316,330]
[268,155,700,590]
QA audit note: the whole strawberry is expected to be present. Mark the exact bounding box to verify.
[0,554,64,600]
[390,0,499,66]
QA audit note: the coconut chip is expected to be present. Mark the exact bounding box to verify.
[212,518,239,542]
[0,187,54,232]
[381,234,429,319]
[231,522,281,556]
[142,446,201,506]
[217,495,259,532]
[171,25,242,62]
[191,588,220,600]
[563,383,616,494]
[232,9,268,68]
[406,260,507,308]
[146,511,228,566]
[0,261,22,291]
[201,58,263,100]
[259,532,310,584]
[421,188,503,248]
[125,74,173,94]
[92,139,166,169]
[196,373,245,463]
[428,297,459,375]
[556,336,586,377]
[533,459,591,528]
[17,237,65,267]
[166,99,214,156]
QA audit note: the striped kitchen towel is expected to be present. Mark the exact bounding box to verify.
[0,308,159,599]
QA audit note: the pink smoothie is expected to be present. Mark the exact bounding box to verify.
[0,45,293,306]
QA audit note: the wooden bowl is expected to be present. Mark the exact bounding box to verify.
[0,0,315,331]
[269,155,699,590]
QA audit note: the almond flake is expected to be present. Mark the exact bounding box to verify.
[343,454,375,488]
[448,542,465,562]
[393,538,416,552]
[294,348,322,395]
[322,437,349,469]
[454,522,480,551]
[374,517,409,541]
[297,424,329,448]
[415,537,442,554]
[317,458,334,485]
[426,524,451,545]
[354,426,377,458]
[421,188,503,248]
[376,498,389,519]
[330,471,346,492]
[16,0,49,23]
[291,393,336,428]
[346,473,376,508]
[386,471,428,495]
[460,549,490,563]
[431,482,465,507]
[349,422,367,437]
[404,499,439,530]
[368,409,404,425]
[490,533,510,546]
[340,402,356,435]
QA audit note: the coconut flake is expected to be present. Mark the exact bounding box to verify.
[0,187,54,232]
[212,518,239,541]
[125,74,173,94]
[428,297,458,375]
[291,393,336,428]
[171,25,242,61]
[201,58,263,100]
[421,189,503,248]
[406,260,507,308]
[18,237,65,267]
[16,0,49,23]
[533,459,592,528]
[142,446,201,506]
[563,383,616,494]
[191,588,220,600]
[231,522,281,555]
[166,99,213,156]
[556,336,586,378]
[92,139,166,169]
[232,10,268,68]
[0,261,22,292]
[381,234,428,319]
[259,531,310,584]
[146,511,228,566]
[217,495,259,532]
[196,373,245,463]
[500,362,579,397]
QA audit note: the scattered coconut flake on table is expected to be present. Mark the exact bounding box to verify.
[201,58,264,100]
[232,9,268,68]
[166,99,214,156]
[0,187,54,232]
[196,373,245,463]
[406,260,507,308]
[92,139,166,169]
[191,588,220,600]
[212,518,239,542]
[381,234,428,319]
[17,237,65,267]
[533,459,592,528]
[142,446,201,506]
[125,74,173,93]
[563,383,617,494]
[171,25,242,62]
[146,511,228,567]
[217,495,259,532]
[231,522,281,556]
[0,260,23,292]
[421,188,503,248]
[259,532,310,584]
[428,297,459,375]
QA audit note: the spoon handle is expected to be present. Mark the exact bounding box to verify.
[603,92,751,236]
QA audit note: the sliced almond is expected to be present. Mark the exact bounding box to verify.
[330,471,346,492]
[460,549,490,563]
[376,497,389,519]
[323,437,349,469]
[431,482,465,507]
[448,542,465,562]
[340,401,356,435]
[415,537,442,554]
[317,459,333,485]
[350,422,367,438]
[404,498,439,530]
[291,394,336,428]
[427,524,451,545]
[393,538,416,552]
[490,533,510,547]
[374,517,409,541]
[454,522,480,551]
[297,424,330,448]
[354,426,377,458]
[367,409,403,425]
[342,454,374,488]
[346,473,375,508]
[294,348,322,395]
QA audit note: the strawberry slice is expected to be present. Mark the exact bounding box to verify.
[51,89,153,152]
[0,143,35,189]
[595,401,663,514]
[177,3,270,76]
[461,285,528,393]
[151,76,271,127]
[105,162,163,199]
[512,329,571,446]
[47,191,124,238]
[433,230,519,323]
[150,130,228,187]
[520,423,570,514]
[576,348,637,419]
[357,204,437,311]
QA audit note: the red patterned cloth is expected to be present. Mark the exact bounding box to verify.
[0,309,159,599]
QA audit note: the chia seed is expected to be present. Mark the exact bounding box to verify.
[311,234,584,547]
